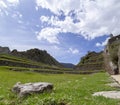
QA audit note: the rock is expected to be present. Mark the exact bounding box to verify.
[12,82,53,97]
[93,91,120,99]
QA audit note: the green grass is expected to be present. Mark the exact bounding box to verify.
[0,66,120,105]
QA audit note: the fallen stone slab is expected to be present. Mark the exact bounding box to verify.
[111,75,120,84]
[93,91,120,99]
[12,82,53,97]
[106,82,120,88]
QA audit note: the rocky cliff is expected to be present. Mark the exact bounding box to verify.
[104,35,120,74]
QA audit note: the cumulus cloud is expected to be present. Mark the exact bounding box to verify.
[0,0,19,8]
[0,1,7,8]
[7,0,19,3]
[0,0,20,16]
[40,16,49,23]
[68,48,79,54]
[36,0,120,43]
[37,27,61,44]
[36,0,81,15]
[96,37,109,47]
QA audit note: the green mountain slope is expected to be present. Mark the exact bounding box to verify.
[11,48,61,67]
[75,51,104,71]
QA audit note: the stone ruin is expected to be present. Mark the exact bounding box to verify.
[0,46,10,54]
[104,34,120,75]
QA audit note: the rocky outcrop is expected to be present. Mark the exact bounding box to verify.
[12,82,53,97]
[104,35,120,74]
[0,46,10,54]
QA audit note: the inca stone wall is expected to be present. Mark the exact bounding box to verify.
[118,46,120,73]
[104,35,120,75]
[0,46,10,54]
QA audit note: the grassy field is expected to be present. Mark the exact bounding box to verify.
[0,66,120,105]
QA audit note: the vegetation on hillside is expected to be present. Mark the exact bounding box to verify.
[78,51,103,65]
[75,51,104,71]
[11,48,61,67]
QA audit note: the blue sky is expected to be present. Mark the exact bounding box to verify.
[0,0,120,64]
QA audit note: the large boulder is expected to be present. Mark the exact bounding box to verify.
[12,82,53,97]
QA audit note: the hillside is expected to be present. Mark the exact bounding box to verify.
[104,34,120,74]
[11,48,61,67]
[75,51,104,71]
[0,46,105,74]
[0,47,67,73]
[60,63,75,68]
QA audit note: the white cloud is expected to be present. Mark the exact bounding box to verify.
[37,27,61,44]
[0,0,20,16]
[36,0,81,15]
[68,48,79,54]
[12,11,22,19]
[96,37,109,47]
[0,1,7,8]
[40,16,49,23]
[7,0,19,5]
[37,0,120,43]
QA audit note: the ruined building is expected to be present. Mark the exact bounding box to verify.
[0,46,10,54]
[104,34,120,74]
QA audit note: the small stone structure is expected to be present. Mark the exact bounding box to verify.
[0,46,10,54]
[108,34,120,44]
[12,82,53,97]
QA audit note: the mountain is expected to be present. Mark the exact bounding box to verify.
[0,46,105,74]
[0,46,69,73]
[60,63,75,68]
[0,47,62,68]
[104,34,120,74]
[11,48,61,67]
[75,51,104,71]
